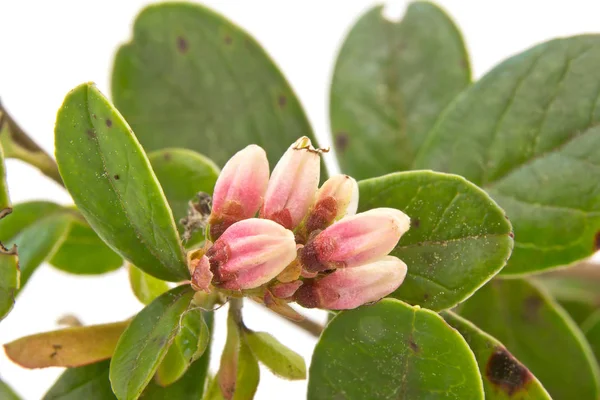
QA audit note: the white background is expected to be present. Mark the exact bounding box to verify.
[1,1,599,399]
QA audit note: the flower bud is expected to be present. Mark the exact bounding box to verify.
[303,174,358,235]
[299,208,410,272]
[294,256,407,310]
[270,280,303,299]
[209,145,269,239]
[260,137,321,229]
[206,218,297,290]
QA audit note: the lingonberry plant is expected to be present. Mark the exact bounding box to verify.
[1,1,600,400]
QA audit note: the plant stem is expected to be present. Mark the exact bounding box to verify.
[229,297,244,327]
[0,101,64,187]
[259,303,324,338]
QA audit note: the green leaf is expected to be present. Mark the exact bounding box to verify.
[110,285,195,400]
[583,310,600,363]
[55,83,188,281]
[458,279,600,399]
[50,218,123,275]
[442,311,551,400]
[140,312,213,399]
[358,171,513,310]
[233,341,260,400]
[0,245,18,321]
[415,35,600,275]
[112,2,320,169]
[244,330,305,380]
[330,2,470,180]
[535,275,600,324]
[4,321,128,369]
[308,298,484,400]
[128,265,170,305]
[155,309,210,386]
[43,360,116,400]
[0,201,62,244]
[148,148,219,229]
[0,377,21,400]
[0,143,11,219]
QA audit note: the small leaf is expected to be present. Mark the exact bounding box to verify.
[0,201,62,244]
[141,312,213,399]
[110,285,195,400]
[582,310,600,363]
[128,265,170,305]
[416,35,600,275]
[244,330,305,380]
[43,360,116,400]
[203,377,225,400]
[155,309,210,386]
[330,2,470,180]
[0,377,21,400]
[308,298,484,400]
[359,171,513,310]
[442,311,551,400]
[55,83,188,281]
[458,279,600,399]
[112,3,321,168]
[233,341,259,400]
[4,321,128,369]
[50,218,123,275]
[0,142,11,219]
[0,244,18,321]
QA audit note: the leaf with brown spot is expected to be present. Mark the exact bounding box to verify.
[458,279,600,399]
[4,321,129,369]
[442,311,551,399]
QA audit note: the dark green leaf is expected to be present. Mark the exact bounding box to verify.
[308,298,484,400]
[458,279,600,399]
[330,2,470,180]
[4,321,128,369]
[442,311,551,400]
[358,171,513,310]
[155,309,209,386]
[128,265,170,305]
[140,312,213,399]
[244,330,305,380]
[112,2,320,168]
[110,285,195,400]
[55,83,188,281]
[43,360,116,400]
[50,218,123,275]
[0,143,10,219]
[0,378,21,400]
[583,310,600,363]
[0,245,18,321]
[416,35,600,275]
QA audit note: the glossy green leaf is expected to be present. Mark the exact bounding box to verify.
[330,2,470,180]
[0,378,21,400]
[535,275,600,324]
[4,321,128,369]
[583,310,600,363]
[458,279,600,400]
[203,377,224,400]
[358,171,513,310]
[0,245,18,321]
[244,330,305,380]
[155,309,209,386]
[416,35,600,275]
[140,312,213,399]
[112,2,319,169]
[0,201,62,244]
[128,265,170,305]
[148,148,219,229]
[442,311,551,400]
[43,360,116,400]
[55,83,188,281]
[110,285,195,400]
[308,298,484,399]
[50,219,123,275]
[0,143,11,219]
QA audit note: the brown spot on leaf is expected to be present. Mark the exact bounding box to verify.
[163,152,172,161]
[92,114,97,119]
[594,231,600,250]
[105,119,112,128]
[86,129,96,138]
[509,232,514,238]
[423,293,429,301]
[523,295,542,322]
[224,35,232,45]
[335,132,349,152]
[113,174,120,180]
[486,347,531,395]
[411,218,420,228]
[408,338,419,352]
[177,36,188,53]
[52,344,62,350]
[278,95,287,107]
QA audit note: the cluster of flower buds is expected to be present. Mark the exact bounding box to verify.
[188,137,410,312]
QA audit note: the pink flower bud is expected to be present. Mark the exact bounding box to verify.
[302,174,358,235]
[209,145,269,239]
[260,137,321,229]
[270,280,303,299]
[299,208,410,272]
[294,256,408,310]
[206,218,297,290]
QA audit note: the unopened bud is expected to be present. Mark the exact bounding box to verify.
[206,218,297,290]
[209,145,269,240]
[260,137,321,229]
[270,280,303,299]
[294,256,407,310]
[299,208,410,272]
